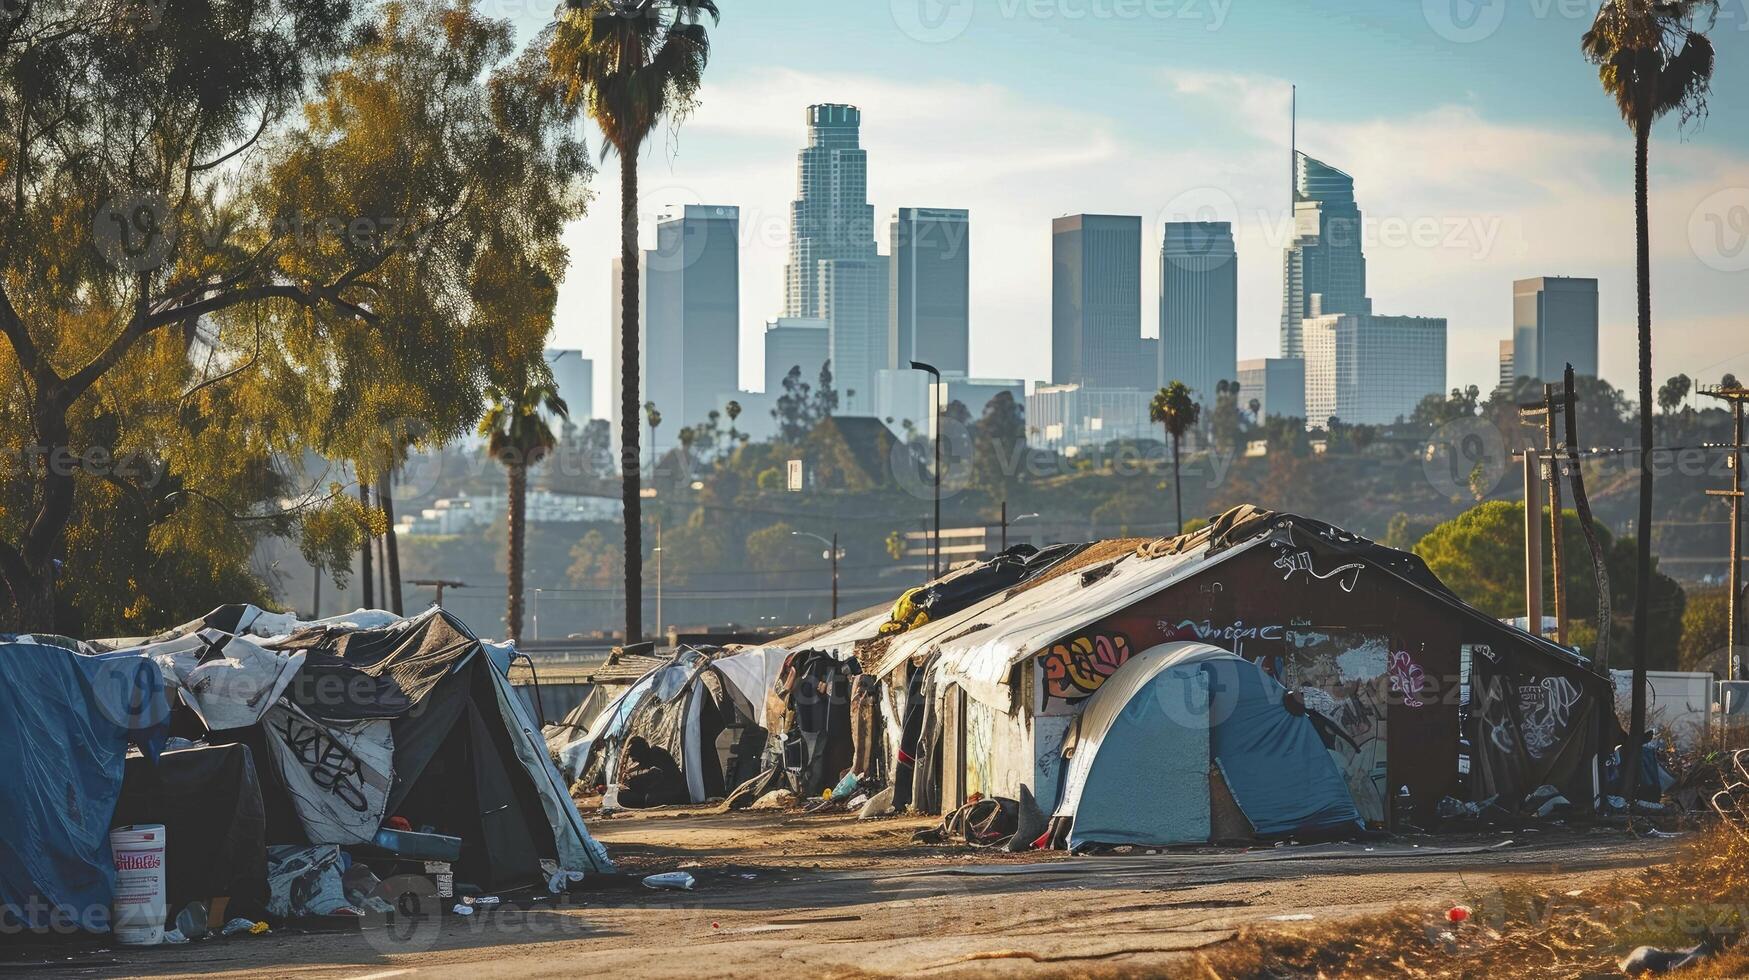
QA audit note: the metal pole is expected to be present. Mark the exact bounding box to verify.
[831,532,839,620]
[1732,401,1744,680]
[655,515,663,645]
[312,566,321,619]
[1545,384,1567,646]
[1000,500,1008,552]
[911,360,943,578]
[1524,451,1544,636]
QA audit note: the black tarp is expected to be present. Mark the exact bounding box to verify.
[1468,644,1600,810]
[112,744,269,921]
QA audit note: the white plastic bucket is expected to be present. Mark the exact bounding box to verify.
[109,825,167,946]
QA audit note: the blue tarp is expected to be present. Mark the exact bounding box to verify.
[0,642,170,932]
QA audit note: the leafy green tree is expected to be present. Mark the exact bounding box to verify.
[481,375,569,642]
[745,522,807,577]
[972,390,1026,500]
[1583,0,1716,796]
[1679,587,1731,671]
[0,0,583,632]
[1658,373,1693,414]
[568,528,624,590]
[548,0,718,643]
[1150,381,1200,533]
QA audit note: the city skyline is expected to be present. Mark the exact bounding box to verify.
[497,3,1749,423]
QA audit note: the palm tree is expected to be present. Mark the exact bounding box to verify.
[480,378,570,644]
[549,0,718,644]
[1150,381,1200,533]
[1582,0,1715,807]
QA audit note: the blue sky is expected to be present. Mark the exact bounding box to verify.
[504,0,1749,420]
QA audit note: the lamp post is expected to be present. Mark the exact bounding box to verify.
[792,530,842,619]
[1000,501,1040,552]
[640,486,661,646]
[910,359,942,577]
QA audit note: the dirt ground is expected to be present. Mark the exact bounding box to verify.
[10,809,1684,979]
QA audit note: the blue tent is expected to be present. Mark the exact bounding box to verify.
[1055,642,1361,847]
[0,641,169,932]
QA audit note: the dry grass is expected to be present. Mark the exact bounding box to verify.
[1179,826,1749,979]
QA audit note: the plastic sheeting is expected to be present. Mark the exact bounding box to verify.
[1055,643,1359,847]
[0,642,170,932]
[143,629,305,731]
[259,704,394,845]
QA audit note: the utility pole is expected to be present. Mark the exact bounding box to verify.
[1702,382,1749,680]
[1520,388,1566,643]
[1523,450,1544,636]
[792,530,841,620]
[911,360,943,578]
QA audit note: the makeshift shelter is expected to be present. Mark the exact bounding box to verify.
[562,648,774,804]
[1050,642,1360,847]
[123,606,611,892]
[861,506,1610,830]
[0,641,169,932]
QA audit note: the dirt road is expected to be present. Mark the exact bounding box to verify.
[22,811,1681,978]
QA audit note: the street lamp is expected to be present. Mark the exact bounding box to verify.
[910,359,942,577]
[1000,503,1040,551]
[640,486,661,645]
[792,530,843,619]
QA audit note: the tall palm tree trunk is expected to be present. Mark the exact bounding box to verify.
[619,155,644,644]
[379,472,403,615]
[1170,426,1184,533]
[1624,115,1653,810]
[358,480,374,610]
[507,460,528,643]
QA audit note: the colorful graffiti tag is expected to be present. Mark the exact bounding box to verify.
[1041,632,1132,704]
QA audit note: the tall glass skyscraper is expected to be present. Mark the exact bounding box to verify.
[1281,152,1369,359]
[640,205,741,434]
[1160,221,1237,406]
[889,207,970,374]
[1052,214,1150,391]
[785,104,877,317]
[784,104,887,415]
[1512,276,1599,383]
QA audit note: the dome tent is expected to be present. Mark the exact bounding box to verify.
[1052,642,1361,848]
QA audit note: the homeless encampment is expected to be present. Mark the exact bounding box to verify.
[858,505,1612,834]
[0,640,169,933]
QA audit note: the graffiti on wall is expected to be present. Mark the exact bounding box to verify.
[1040,631,1133,706]
[1388,649,1428,709]
[1517,676,1582,761]
[1286,630,1391,822]
[1271,544,1365,593]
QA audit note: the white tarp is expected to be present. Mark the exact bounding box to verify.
[713,647,791,728]
[147,629,306,731]
[260,703,394,845]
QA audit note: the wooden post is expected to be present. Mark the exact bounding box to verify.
[1524,451,1544,637]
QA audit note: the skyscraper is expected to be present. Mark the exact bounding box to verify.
[783,104,888,415]
[1236,357,1306,421]
[1512,276,1599,383]
[1281,152,1370,359]
[1160,221,1238,405]
[1302,313,1446,427]
[764,317,830,393]
[643,205,741,432]
[785,104,877,318]
[889,207,970,374]
[1052,214,1149,391]
[546,349,593,425]
[1498,339,1516,395]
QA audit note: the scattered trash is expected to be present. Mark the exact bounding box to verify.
[858,785,896,820]
[221,918,269,937]
[173,901,209,942]
[1620,939,1720,975]
[1522,785,1571,819]
[677,860,702,869]
[464,895,501,907]
[749,789,796,810]
[160,929,189,944]
[451,903,474,916]
[642,872,697,891]
[1267,913,1315,922]
[546,868,586,894]
[1446,906,1471,923]
[844,793,869,810]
